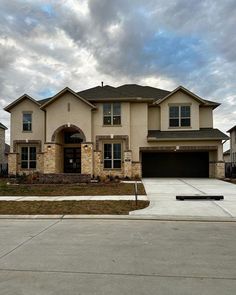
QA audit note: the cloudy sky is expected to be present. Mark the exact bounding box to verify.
[0,0,235,146]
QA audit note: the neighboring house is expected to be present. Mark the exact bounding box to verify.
[0,122,9,165]
[223,149,231,163]
[227,126,236,166]
[4,84,228,179]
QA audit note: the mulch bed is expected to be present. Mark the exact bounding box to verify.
[0,200,149,215]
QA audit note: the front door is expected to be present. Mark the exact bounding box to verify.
[64,148,81,173]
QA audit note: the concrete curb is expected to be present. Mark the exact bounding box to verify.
[0,195,148,201]
[0,214,236,222]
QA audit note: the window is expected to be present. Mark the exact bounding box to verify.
[23,113,32,131]
[103,103,121,125]
[21,147,36,169]
[169,105,191,127]
[104,143,121,169]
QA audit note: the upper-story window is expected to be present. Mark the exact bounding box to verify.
[103,103,121,125]
[169,105,191,127]
[23,113,32,132]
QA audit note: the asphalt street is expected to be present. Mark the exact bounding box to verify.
[0,219,236,294]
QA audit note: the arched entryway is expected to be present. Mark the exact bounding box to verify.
[51,124,86,173]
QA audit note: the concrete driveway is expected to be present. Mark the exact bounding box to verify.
[131,178,236,218]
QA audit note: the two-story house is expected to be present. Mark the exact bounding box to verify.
[227,126,236,166]
[4,84,228,179]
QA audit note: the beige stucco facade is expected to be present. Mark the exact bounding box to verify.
[5,86,227,179]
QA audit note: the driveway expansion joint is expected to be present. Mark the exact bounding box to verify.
[0,268,235,281]
[0,219,61,261]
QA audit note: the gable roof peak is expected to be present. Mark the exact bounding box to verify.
[154,85,220,109]
[4,93,40,112]
[40,87,97,110]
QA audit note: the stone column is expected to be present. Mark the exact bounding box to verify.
[8,153,18,175]
[209,161,225,179]
[124,150,132,178]
[37,153,44,173]
[94,151,101,177]
[215,162,225,179]
[132,162,142,179]
[44,143,58,173]
[81,143,93,175]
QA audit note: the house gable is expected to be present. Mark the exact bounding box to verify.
[158,88,201,131]
[40,87,97,110]
[4,94,41,113]
[155,86,220,108]
[45,89,94,142]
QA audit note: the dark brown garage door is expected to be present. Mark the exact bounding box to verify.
[142,152,209,178]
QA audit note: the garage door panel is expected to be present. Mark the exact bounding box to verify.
[142,152,209,178]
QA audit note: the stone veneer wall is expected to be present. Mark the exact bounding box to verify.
[209,162,225,178]
[81,143,93,175]
[44,143,62,173]
[93,151,102,177]
[8,153,18,175]
[214,162,225,179]
[37,153,44,173]
[93,149,141,179]
[124,151,132,178]
[132,162,142,178]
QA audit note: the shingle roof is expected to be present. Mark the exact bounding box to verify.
[227,125,236,133]
[148,128,229,141]
[0,123,7,130]
[115,84,170,99]
[36,84,219,106]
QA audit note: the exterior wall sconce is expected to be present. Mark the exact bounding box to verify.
[47,145,51,150]
[84,144,88,150]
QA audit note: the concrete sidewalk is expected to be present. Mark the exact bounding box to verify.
[0,195,148,201]
[131,178,236,218]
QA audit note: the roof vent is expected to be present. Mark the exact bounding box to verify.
[101,81,104,87]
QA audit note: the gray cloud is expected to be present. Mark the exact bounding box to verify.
[0,0,235,145]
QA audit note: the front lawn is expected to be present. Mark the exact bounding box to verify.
[0,179,146,196]
[0,200,149,215]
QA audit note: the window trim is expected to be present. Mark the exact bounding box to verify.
[21,146,37,169]
[103,103,121,126]
[169,104,191,128]
[22,111,33,132]
[103,142,122,169]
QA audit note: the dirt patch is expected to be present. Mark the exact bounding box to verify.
[0,180,146,196]
[0,200,149,215]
